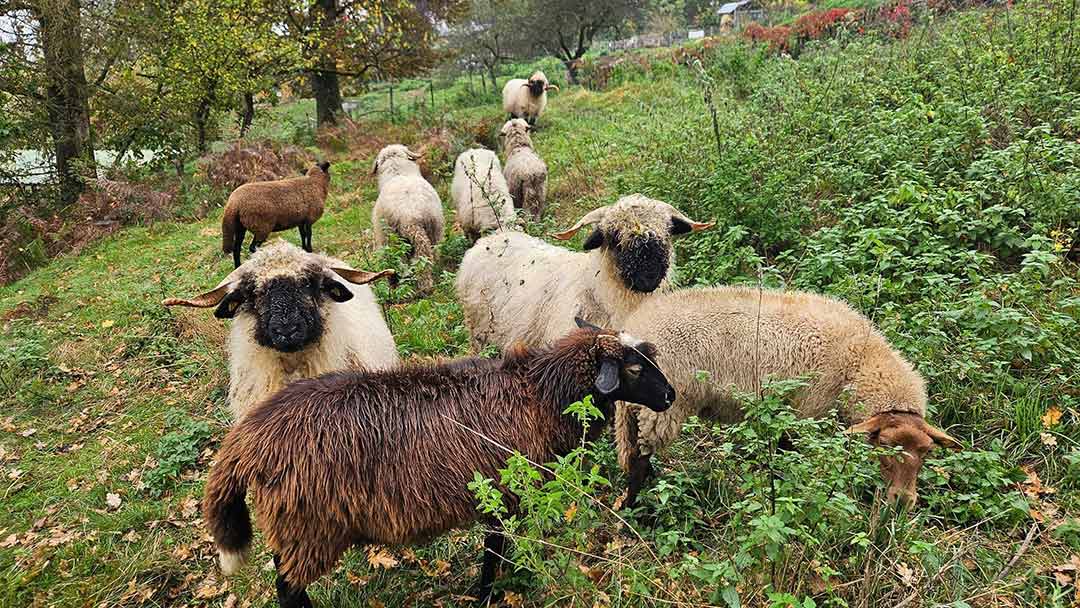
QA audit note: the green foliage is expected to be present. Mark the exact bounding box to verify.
[143,409,212,497]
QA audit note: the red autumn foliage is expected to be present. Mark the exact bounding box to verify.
[743,23,794,54]
[795,8,857,41]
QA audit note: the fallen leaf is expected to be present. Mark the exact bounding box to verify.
[193,578,225,599]
[122,530,141,543]
[504,591,525,607]
[101,319,115,329]
[223,595,238,608]
[896,561,916,587]
[346,571,370,587]
[1041,432,1058,447]
[0,534,18,548]
[1043,407,1063,428]
[565,502,578,522]
[366,546,398,569]
[18,428,36,437]
[106,493,123,510]
[180,497,199,519]
[368,600,385,608]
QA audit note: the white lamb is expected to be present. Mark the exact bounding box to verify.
[371,144,445,293]
[451,148,516,241]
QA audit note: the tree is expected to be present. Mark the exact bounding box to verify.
[445,0,526,94]
[524,0,645,83]
[273,0,466,127]
[0,0,96,206]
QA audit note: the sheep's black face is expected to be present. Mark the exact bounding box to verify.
[586,230,670,293]
[527,79,545,96]
[618,340,674,412]
[251,276,326,353]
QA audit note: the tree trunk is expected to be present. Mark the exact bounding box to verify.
[487,64,498,97]
[564,58,581,85]
[195,83,217,154]
[310,0,342,127]
[39,0,95,207]
[310,69,342,127]
[239,91,255,137]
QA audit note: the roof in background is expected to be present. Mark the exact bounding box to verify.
[718,0,754,14]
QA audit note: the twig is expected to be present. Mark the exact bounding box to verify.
[993,522,1039,582]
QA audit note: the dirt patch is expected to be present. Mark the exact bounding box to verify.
[2,294,59,322]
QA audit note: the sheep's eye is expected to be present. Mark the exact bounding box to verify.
[626,364,643,376]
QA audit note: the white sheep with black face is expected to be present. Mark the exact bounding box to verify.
[502,71,558,126]
[163,240,398,420]
[455,194,713,352]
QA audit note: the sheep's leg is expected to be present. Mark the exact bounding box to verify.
[232,226,245,268]
[273,554,314,608]
[250,235,265,253]
[623,452,655,511]
[469,530,507,602]
[298,224,312,252]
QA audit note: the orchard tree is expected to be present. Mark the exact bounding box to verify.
[0,0,96,206]
[445,0,526,94]
[274,0,467,127]
[524,0,645,83]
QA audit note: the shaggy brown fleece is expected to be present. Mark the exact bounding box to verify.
[203,326,668,594]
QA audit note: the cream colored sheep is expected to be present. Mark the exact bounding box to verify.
[451,149,516,241]
[371,144,445,293]
[163,240,398,420]
[614,286,960,508]
[502,71,558,126]
[455,194,713,352]
[500,119,547,219]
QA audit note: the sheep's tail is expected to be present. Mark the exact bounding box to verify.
[614,402,639,473]
[402,223,435,293]
[203,442,253,575]
[522,173,546,220]
[221,204,239,255]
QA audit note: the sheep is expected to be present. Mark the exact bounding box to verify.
[163,240,399,420]
[613,285,961,509]
[499,119,548,219]
[202,319,676,607]
[371,144,445,293]
[501,71,558,126]
[451,148,516,241]
[456,194,714,352]
[222,162,331,268]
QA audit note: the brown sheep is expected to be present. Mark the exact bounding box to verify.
[222,162,331,268]
[202,319,675,607]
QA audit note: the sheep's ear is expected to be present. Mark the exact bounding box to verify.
[321,277,354,303]
[162,282,233,309]
[212,290,246,319]
[925,423,962,450]
[330,267,398,287]
[318,161,330,174]
[582,228,605,251]
[575,316,604,331]
[844,416,884,440]
[595,359,620,395]
[670,215,716,236]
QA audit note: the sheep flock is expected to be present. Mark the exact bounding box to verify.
[161,70,965,606]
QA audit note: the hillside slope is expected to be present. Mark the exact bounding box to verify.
[1,3,1078,607]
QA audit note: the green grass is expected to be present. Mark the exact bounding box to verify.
[2,2,1080,606]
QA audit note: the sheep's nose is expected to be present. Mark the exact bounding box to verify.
[665,386,676,404]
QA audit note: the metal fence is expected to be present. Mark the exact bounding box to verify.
[595,27,725,53]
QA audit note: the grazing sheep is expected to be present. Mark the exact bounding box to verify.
[451,149,516,241]
[371,144,445,293]
[614,286,961,509]
[456,194,713,352]
[501,71,558,126]
[222,162,331,268]
[500,119,548,219]
[163,240,398,420]
[202,319,675,607]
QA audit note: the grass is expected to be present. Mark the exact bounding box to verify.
[2,1,1079,606]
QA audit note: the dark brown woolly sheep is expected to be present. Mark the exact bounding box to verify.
[203,319,675,607]
[222,162,331,268]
